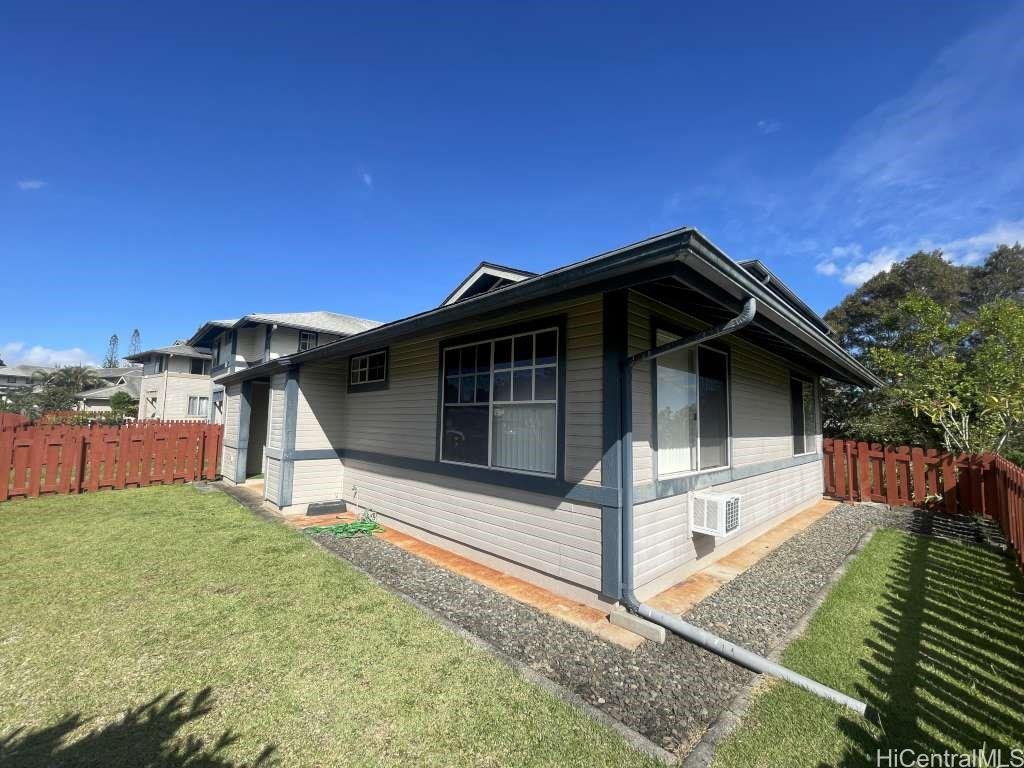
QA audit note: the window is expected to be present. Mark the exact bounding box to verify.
[349,349,388,388]
[190,358,209,375]
[187,396,209,417]
[654,330,730,476]
[298,330,318,352]
[441,327,558,476]
[791,377,816,455]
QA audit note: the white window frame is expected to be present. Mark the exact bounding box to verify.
[791,375,817,456]
[297,330,318,352]
[439,326,559,478]
[349,350,388,387]
[187,395,209,417]
[653,333,731,480]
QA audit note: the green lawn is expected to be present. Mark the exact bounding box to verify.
[713,527,1024,768]
[0,485,659,768]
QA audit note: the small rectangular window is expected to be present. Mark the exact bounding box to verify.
[298,330,318,352]
[791,377,816,455]
[349,349,388,389]
[190,358,209,375]
[186,396,210,417]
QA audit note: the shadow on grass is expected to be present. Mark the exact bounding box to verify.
[832,533,1024,767]
[0,688,277,768]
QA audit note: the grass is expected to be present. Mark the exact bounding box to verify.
[0,485,660,768]
[713,528,1024,767]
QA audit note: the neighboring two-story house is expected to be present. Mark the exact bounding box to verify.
[125,344,214,421]
[188,312,381,428]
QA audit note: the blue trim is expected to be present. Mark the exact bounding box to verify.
[631,451,823,504]
[340,447,616,506]
[279,367,300,506]
[600,289,627,599]
[234,381,252,484]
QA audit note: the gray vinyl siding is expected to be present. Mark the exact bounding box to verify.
[221,383,242,481]
[292,459,344,506]
[338,294,603,484]
[343,459,602,590]
[627,289,825,590]
[289,361,345,506]
[265,455,282,502]
[627,290,821,478]
[267,373,286,450]
[235,326,263,363]
[632,460,823,589]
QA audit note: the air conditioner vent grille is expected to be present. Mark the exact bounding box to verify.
[690,491,742,538]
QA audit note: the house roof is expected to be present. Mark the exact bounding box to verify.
[188,311,381,346]
[77,376,142,401]
[441,262,538,306]
[124,344,212,362]
[220,227,881,389]
[0,365,55,379]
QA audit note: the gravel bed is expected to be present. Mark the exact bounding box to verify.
[311,504,1007,756]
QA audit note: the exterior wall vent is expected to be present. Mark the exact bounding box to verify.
[690,491,742,537]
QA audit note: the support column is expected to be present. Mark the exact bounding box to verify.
[600,289,628,600]
[233,380,252,484]
[278,367,300,507]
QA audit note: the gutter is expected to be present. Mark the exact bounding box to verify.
[619,297,869,716]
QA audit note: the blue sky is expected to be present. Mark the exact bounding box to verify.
[3,1,1023,366]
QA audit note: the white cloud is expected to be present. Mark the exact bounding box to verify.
[930,219,1024,265]
[361,171,373,189]
[16,179,46,190]
[1,342,96,368]
[815,261,839,276]
[756,119,782,135]
[840,248,900,286]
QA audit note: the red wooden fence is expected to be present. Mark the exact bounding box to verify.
[0,413,30,430]
[824,438,1024,569]
[0,421,222,502]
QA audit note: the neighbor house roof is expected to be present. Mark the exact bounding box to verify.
[77,377,142,402]
[221,227,881,389]
[124,344,212,362]
[0,365,54,379]
[188,311,382,346]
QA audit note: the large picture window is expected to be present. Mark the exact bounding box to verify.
[654,330,730,476]
[441,327,558,476]
[791,377,816,455]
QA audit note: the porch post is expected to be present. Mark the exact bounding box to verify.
[278,366,300,507]
[234,380,252,484]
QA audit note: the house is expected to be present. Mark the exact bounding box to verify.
[0,365,55,394]
[75,368,144,412]
[216,228,878,607]
[188,311,381,427]
[125,344,215,421]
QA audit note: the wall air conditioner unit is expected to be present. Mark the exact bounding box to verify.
[690,491,742,538]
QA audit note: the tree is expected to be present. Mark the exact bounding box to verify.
[868,295,1024,454]
[34,366,105,413]
[128,329,141,359]
[824,250,968,358]
[969,243,1024,306]
[103,334,120,368]
[109,391,138,421]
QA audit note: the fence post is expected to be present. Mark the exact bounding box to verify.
[884,446,898,505]
[0,430,12,502]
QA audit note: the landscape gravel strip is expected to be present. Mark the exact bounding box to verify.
[312,503,1006,757]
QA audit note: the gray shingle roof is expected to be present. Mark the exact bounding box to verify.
[77,377,142,401]
[244,311,382,336]
[124,344,212,362]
